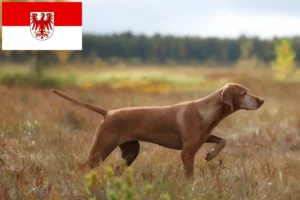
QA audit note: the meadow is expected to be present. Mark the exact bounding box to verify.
[1,65,300,200]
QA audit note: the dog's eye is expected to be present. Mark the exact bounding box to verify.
[241,91,247,96]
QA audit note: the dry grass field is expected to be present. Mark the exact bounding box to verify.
[1,66,300,199]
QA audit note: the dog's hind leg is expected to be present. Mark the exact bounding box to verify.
[115,140,140,175]
[120,140,140,166]
[84,126,119,170]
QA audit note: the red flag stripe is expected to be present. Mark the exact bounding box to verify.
[2,2,82,26]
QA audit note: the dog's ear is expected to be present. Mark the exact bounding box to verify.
[221,86,234,112]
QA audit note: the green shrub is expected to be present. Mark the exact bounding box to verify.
[83,166,171,200]
[0,73,76,88]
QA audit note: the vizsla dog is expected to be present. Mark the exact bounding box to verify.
[51,83,264,179]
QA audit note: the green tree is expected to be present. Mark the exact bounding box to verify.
[271,39,296,81]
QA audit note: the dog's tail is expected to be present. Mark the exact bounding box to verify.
[50,89,108,116]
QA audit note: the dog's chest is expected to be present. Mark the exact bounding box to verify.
[198,105,222,125]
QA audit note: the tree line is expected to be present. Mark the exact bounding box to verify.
[76,33,300,65]
[1,32,300,67]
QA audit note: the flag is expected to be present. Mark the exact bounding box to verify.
[2,2,82,50]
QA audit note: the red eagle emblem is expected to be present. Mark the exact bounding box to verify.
[30,12,54,41]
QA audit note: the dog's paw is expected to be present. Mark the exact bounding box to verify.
[205,151,217,162]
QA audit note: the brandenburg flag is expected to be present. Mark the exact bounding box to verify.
[2,2,82,50]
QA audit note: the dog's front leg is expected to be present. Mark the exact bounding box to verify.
[181,143,200,179]
[181,150,195,179]
[205,135,226,162]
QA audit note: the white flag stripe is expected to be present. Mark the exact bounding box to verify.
[2,26,82,50]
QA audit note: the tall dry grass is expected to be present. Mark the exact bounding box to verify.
[0,67,300,199]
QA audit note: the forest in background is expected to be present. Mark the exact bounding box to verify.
[1,32,300,67]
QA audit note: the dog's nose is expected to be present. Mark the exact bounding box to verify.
[259,98,264,105]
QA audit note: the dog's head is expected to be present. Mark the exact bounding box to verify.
[221,83,264,112]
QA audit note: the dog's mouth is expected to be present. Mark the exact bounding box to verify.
[239,97,264,110]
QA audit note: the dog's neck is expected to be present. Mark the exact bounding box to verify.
[196,89,235,123]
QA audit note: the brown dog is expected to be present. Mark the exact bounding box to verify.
[51,83,264,179]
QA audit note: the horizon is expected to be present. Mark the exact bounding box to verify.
[82,31,300,40]
[81,0,300,40]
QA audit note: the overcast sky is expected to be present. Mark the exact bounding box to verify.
[81,0,300,39]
